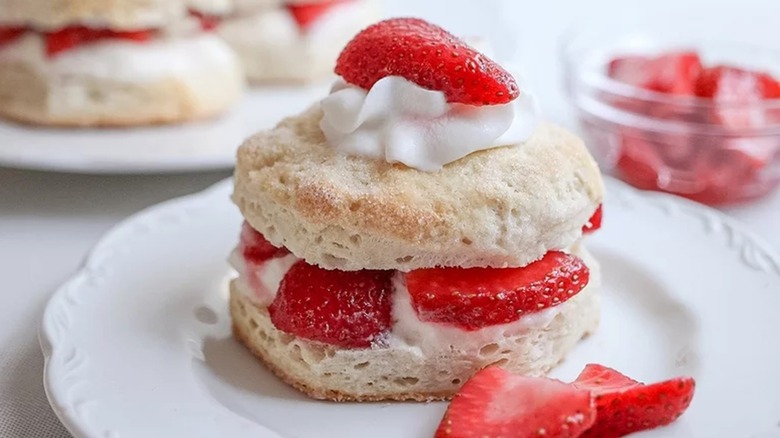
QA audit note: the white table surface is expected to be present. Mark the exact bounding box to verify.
[1,0,779,436]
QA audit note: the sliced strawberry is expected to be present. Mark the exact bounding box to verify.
[616,130,666,191]
[239,222,290,264]
[0,26,25,46]
[582,205,603,234]
[189,9,221,31]
[335,18,519,106]
[574,363,640,392]
[573,364,696,437]
[608,51,703,95]
[45,27,85,56]
[45,26,153,56]
[287,1,343,30]
[269,261,393,348]
[696,65,780,101]
[436,367,596,438]
[695,65,780,129]
[404,251,589,330]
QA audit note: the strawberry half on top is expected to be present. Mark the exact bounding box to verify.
[335,17,519,106]
[437,365,696,438]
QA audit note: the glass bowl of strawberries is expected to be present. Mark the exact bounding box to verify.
[562,26,780,205]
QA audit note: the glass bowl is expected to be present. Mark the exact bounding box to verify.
[561,24,780,205]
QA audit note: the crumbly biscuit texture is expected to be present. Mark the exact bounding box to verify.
[234,106,604,271]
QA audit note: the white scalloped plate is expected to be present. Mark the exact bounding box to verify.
[40,178,780,438]
[0,84,328,174]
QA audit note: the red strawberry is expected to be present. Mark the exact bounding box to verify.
[696,65,780,101]
[608,51,703,95]
[404,251,589,330]
[287,1,343,30]
[335,18,519,106]
[0,26,25,46]
[269,261,393,348]
[436,367,596,438]
[106,29,153,42]
[695,66,780,129]
[582,205,603,234]
[189,10,221,31]
[573,364,696,438]
[45,27,86,56]
[239,222,290,264]
[45,26,153,56]
[616,130,666,191]
[574,363,640,392]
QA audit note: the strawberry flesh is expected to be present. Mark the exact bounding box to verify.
[287,1,343,30]
[573,364,696,438]
[189,9,221,31]
[239,222,290,264]
[405,251,589,330]
[335,18,519,106]
[269,261,393,348]
[696,65,780,102]
[435,367,596,438]
[695,65,780,129]
[45,26,153,57]
[0,26,25,46]
[582,205,603,234]
[608,51,703,95]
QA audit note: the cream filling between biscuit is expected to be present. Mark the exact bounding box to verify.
[0,32,238,83]
[229,242,594,353]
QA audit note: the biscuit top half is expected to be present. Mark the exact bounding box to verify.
[233,105,603,272]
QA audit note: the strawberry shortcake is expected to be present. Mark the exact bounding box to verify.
[0,0,243,126]
[229,18,604,401]
[217,0,378,84]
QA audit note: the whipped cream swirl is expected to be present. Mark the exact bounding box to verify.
[319,76,540,172]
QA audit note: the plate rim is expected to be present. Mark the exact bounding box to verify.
[39,177,780,437]
[0,83,330,175]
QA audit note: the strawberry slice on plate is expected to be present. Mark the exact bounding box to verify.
[269,261,393,348]
[573,364,696,437]
[435,367,596,438]
[287,1,343,30]
[335,17,519,106]
[239,222,290,264]
[404,251,589,330]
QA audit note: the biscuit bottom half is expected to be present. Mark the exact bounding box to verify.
[229,260,601,402]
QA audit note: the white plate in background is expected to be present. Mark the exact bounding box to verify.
[0,85,327,174]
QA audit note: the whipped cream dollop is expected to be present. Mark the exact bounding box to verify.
[319,76,540,172]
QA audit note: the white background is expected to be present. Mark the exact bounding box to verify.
[1,0,778,436]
